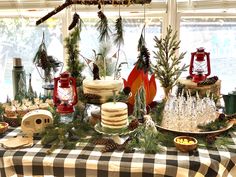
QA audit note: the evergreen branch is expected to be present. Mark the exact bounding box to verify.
[152,26,188,96]
[113,16,124,47]
[138,25,146,51]
[96,11,111,42]
[64,25,85,86]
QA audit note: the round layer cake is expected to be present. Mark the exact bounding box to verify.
[83,76,123,104]
[101,102,128,129]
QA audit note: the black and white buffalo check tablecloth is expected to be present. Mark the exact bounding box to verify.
[0,127,236,177]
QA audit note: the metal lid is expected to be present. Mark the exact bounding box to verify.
[13,58,22,67]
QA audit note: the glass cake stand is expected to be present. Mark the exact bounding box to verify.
[94,123,134,144]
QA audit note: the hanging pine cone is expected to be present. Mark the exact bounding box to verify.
[128,118,139,131]
[197,76,218,86]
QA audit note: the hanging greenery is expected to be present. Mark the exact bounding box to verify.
[152,26,188,99]
[113,15,124,79]
[137,25,146,51]
[65,25,85,87]
[93,44,115,77]
[33,34,63,84]
[96,11,111,42]
[113,16,124,47]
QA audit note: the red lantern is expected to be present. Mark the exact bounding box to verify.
[53,71,78,114]
[189,47,211,83]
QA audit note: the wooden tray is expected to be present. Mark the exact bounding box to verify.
[156,120,235,135]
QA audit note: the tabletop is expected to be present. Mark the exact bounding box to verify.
[0,127,236,177]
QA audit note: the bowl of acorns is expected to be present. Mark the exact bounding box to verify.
[0,122,9,134]
[174,136,198,152]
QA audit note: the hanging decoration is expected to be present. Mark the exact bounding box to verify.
[33,33,64,88]
[113,3,124,79]
[36,0,152,26]
[65,24,85,87]
[68,12,81,31]
[123,3,156,107]
[96,10,111,42]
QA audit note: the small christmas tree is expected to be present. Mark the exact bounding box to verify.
[153,26,188,99]
[133,85,147,122]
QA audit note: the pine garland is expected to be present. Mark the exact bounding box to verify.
[197,113,235,131]
[125,124,164,154]
[65,25,85,87]
[40,108,95,154]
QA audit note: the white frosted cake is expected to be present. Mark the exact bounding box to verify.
[83,76,123,104]
[101,102,128,129]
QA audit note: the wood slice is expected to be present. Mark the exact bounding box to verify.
[178,79,221,98]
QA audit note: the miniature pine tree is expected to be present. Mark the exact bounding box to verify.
[133,85,147,122]
[152,26,188,99]
[27,73,34,100]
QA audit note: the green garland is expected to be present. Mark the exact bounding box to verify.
[40,108,96,154]
[65,25,85,87]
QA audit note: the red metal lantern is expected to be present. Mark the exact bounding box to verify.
[189,47,211,83]
[53,71,78,114]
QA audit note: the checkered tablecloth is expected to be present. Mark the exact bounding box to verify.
[1,127,236,177]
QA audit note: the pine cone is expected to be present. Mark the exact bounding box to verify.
[98,11,106,19]
[68,13,80,30]
[206,134,217,144]
[102,139,118,152]
[83,93,101,100]
[117,137,131,151]
[128,118,139,131]
[93,138,111,145]
[197,76,219,86]
[218,113,226,121]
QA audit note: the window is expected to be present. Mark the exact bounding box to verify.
[0,17,63,101]
[179,17,236,94]
[78,15,162,77]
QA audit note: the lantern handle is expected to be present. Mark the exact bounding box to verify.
[70,77,78,106]
[53,77,60,106]
[205,52,211,77]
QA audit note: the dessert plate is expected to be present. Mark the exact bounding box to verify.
[94,123,134,136]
